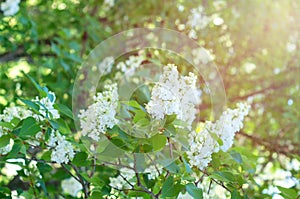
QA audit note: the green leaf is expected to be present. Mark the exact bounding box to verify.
[210,171,235,182]
[56,118,72,134]
[49,120,59,130]
[165,114,176,125]
[19,98,40,113]
[151,134,167,151]
[89,191,103,199]
[37,179,48,197]
[37,162,52,173]
[54,104,73,119]
[0,135,10,148]
[51,42,60,55]
[164,124,176,137]
[135,118,150,127]
[7,140,25,158]
[90,176,104,187]
[41,151,51,162]
[186,183,203,199]
[161,176,182,198]
[22,72,47,97]
[132,85,151,105]
[72,152,90,166]
[183,157,192,173]
[277,186,298,199]
[133,110,147,123]
[19,117,40,138]
[209,132,223,146]
[161,176,174,197]
[231,189,243,199]
[128,100,144,110]
[0,121,14,129]
[165,162,180,174]
[127,190,148,197]
[230,151,243,164]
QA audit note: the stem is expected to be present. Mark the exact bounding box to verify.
[133,154,158,199]
[167,137,173,159]
[70,164,89,198]
[61,164,80,182]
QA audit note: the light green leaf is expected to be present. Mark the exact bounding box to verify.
[0,121,14,129]
[277,186,298,199]
[230,151,243,164]
[0,135,10,148]
[151,134,167,151]
[210,171,235,182]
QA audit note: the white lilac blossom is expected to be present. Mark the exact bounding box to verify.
[116,54,145,77]
[0,106,32,123]
[34,91,60,120]
[27,131,43,147]
[215,102,251,151]
[61,177,83,197]
[187,6,211,39]
[109,167,136,189]
[0,0,20,16]
[47,130,74,164]
[187,103,250,170]
[78,83,118,141]
[0,139,14,155]
[98,56,114,75]
[0,106,32,155]
[187,123,218,170]
[144,165,162,180]
[146,64,200,129]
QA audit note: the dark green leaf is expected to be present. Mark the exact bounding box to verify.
[21,72,47,97]
[231,189,243,199]
[72,152,90,166]
[89,191,103,199]
[19,117,40,138]
[54,104,73,119]
[19,98,40,113]
[49,120,59,130]
[161,176,175,198]
[37,162,52,173]
[186,183,203,199]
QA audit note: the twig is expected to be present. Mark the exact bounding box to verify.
[70,164,89,198]
[61,164,80,182]
[133,154,158,199]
